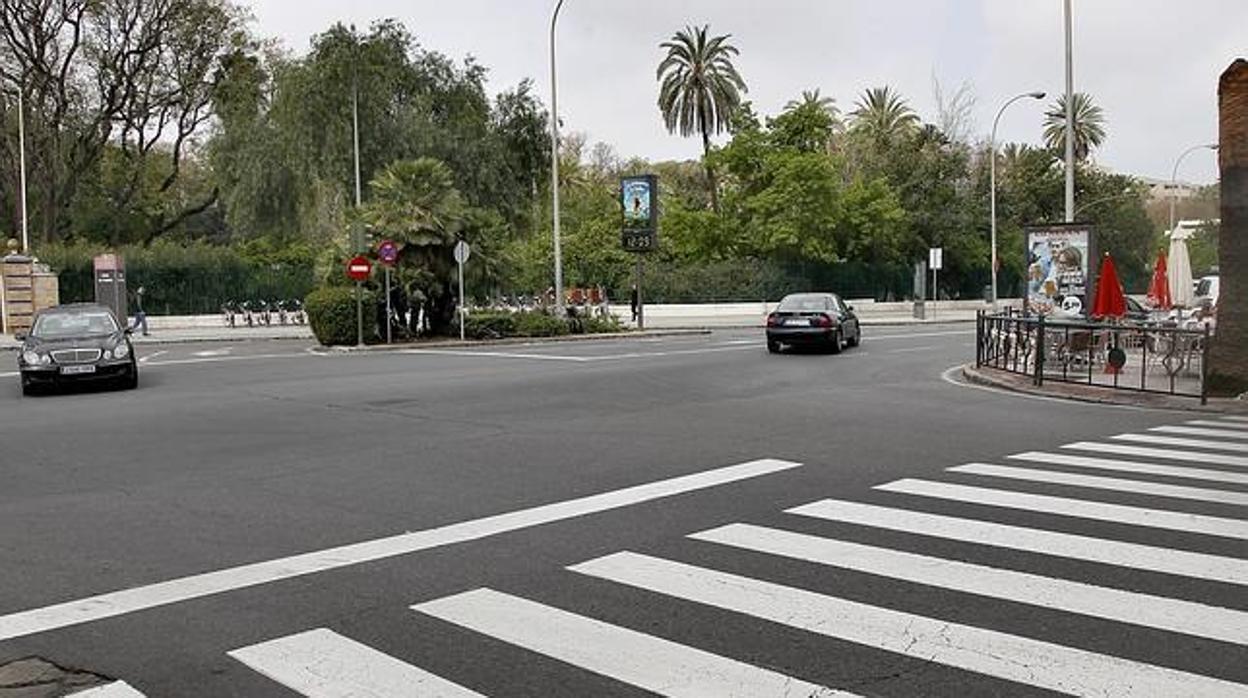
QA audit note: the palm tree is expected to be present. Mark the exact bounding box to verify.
[849,86,920,142]
[1042,92,1106,162]
[1209,59,1247,395]
[657,24,748,212]
[785,89,839,119]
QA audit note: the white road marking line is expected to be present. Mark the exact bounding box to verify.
[144,353,313,367]
[67,682,147,697]
[588,345,759,361]
[0,458,800,642]
[716,339,756,346]
[1065,441,1248,468]
[1008,451,1248,486]
[402,349,592,362]
[691,523,1248,645]
[866,330,974,340]
[191,347,233,358]
[1186,419,1248,431]
[788,499,1248,585]
[0,371,18,378]
[1113,433,1248,453]
[1222,416,1248,423]
[137,350,167,364]
[413,588,850,698]
[1183,419,1248,432]
[1154,425,1248,440]
[570,553,1248,698]
[887,345,938,353]
[876,479,1248,540]
[229,628,481,697]
[948,463,1248,507]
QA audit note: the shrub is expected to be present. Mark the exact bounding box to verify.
[306,286,377,346]
[584,314,624,334]
[461,311,518,339]
[513,311,569,337]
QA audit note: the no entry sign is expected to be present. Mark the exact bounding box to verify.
[346,255,372,282]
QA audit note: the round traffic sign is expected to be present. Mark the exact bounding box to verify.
[377,240,399,266]
[346,255,372,282]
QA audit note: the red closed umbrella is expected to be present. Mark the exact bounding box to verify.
[1091,253,1127,319]
[1145,251,1171,310]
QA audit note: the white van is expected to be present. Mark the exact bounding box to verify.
[1195,275,1219,311]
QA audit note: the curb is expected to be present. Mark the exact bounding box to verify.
[313,329,713,353]
[1,333,313,352]
[959,364,1247,414]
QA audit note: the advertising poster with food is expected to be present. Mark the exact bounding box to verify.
[1025,224,1094,318]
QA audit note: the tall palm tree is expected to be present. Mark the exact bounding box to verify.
[785,89,839,118]
[849,86,920,142]
[1042,92,1107,162]
[657,24,747,212]
[1209,59,1247,395]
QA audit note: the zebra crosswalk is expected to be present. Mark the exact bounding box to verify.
[99,415,1248,696]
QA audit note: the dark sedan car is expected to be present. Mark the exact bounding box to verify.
[766,293,861,354]
[16,304,138,395]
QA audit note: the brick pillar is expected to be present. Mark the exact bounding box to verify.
[1209,59,1248,396]
[2,255,35,336]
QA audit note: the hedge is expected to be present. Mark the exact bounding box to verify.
[306,286,378,346]
[458,310,622,340]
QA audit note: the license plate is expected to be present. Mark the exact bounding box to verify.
[60,365,96,375]
[785,318,811,326]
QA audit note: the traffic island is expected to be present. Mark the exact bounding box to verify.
[960,363,1248,414]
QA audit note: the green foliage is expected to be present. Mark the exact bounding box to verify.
[582,314,624,334]
[306,286,377,346]
[461,311,518,339]
[849,87,920,143]
[513,311,570,337]
[37,240,315,315]
[1043,92,1107,162]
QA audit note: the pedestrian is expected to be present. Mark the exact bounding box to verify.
[130,285,149,336]
[629,284,639,323]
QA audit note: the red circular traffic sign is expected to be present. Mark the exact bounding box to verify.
[346,255,372,282]
[377,240,399,266]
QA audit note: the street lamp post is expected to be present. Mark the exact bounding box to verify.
[2,79,29,254]
[549,0,566,315]
[1168,144,1218,237]
[1072,187,1135,219]
[1063,0,1075,222]
[989,91,1045,310]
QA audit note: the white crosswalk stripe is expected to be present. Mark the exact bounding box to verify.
[690,523,1248,644]
[412,588,851,697]
[569,552,1248,697]
[787,499,1248,585]
[1187,419,1248,430]
[947,463,1248,507]
[1154,425,1248,440]
[1008,451,1248,485]
[1113,433,1248,453]
[229,628,483,697]
[1220,416,1248,422]
[67,682,147,698]
[1063,441,1248,468]
[875,479,1248,539]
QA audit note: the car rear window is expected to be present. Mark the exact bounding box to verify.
[778,296,828,312]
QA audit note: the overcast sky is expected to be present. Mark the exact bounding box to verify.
[248,0,1244,184]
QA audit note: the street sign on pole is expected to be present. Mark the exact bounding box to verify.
[346,255,371,346]
[454,241,470,340]
[928,247,943,271]
[346,255,372,282]
[378,240,399,266]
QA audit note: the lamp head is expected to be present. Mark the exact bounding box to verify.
[1029,91,1046,100]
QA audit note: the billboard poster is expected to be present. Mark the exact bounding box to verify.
[621,175,658,252]
[1025,224,1094,318]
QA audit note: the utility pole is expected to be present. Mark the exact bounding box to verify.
[352,57,364,348]
[16,85,28,254]
[549,0,566,315]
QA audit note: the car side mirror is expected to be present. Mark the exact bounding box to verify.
[847,306,854,312]
[14,332,26,342]
[123,327,133,336]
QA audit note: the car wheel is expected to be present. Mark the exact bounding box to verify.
[828,330,843,354]
[122,366,139,390]
[20,375,39,397]
[846,326,860,348]
[767,339,781,354]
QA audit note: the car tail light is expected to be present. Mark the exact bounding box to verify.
[816,314,836,328]
[766,313,780,327]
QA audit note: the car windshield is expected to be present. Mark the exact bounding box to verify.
[1195,279,1213,296]
[32,311,119,339]
[778,296,828,312]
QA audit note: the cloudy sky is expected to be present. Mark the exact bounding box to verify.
[248,0,1244,184]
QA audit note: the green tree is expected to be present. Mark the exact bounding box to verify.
[1043,92,1107,162]
[849,87,920,143]
[656,24,748,213]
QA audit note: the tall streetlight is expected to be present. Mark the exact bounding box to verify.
[1063,0,1075,221]
[548,0,566,314]
[1072,187,1134,218]
[1168,144,1217,236]
[989,91,1045,309]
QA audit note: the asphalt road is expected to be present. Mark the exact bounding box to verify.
[0,327,1245,697]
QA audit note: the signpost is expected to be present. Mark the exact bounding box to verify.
[928,248,943,319]
[454,240,470,341]
[621,175,658,330]
[378,240,398,343]
[346,255,371,346]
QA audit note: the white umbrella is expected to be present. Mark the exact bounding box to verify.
[1167,226,1195,309]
